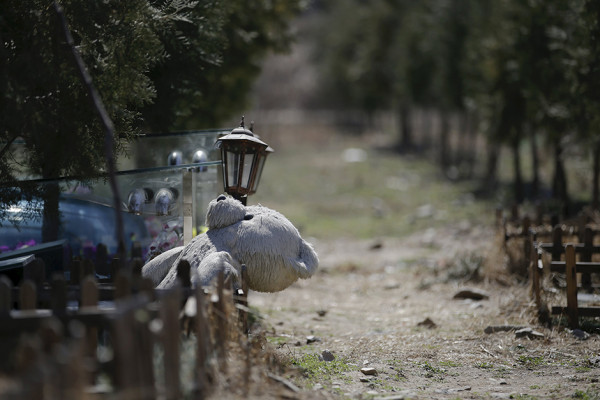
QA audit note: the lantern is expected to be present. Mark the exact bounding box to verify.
[216,117,273,205]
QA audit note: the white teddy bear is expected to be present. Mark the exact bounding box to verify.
[141,194,319,292]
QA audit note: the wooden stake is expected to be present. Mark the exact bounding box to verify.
[19,280,37,311]
[81,276,99,361]
[565,245,579,329]
[160,284,182,400]
[194,286,211,397]
[0,276,12,314]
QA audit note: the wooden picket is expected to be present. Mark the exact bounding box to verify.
[0,254,253,399]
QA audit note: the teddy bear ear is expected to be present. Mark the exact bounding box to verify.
[289,240,319,279]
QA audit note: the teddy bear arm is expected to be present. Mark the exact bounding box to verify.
[287,239,319,279]
[142,246,184,286]
[192,251,241,289]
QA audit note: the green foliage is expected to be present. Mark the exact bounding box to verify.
[143,0,304,131]
[0,0,302,234]
[312,0,600,206]
[0,0,161,179]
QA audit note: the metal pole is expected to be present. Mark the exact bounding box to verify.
[183,170,193,244]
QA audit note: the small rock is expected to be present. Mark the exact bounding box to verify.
[360,367,378,376]
[384,282,400,290]
[306,335,320,344]
[571,329,590,340]
[590,356,600,366]
[370,241,383,250]
[363,360,370,365]
[359,377,371,382]
[515,327,544,339]
[322,350,335,361]
[294,341,302,346]
[417,317,437,329]
[316,310,327,317]
[453,288,489,300]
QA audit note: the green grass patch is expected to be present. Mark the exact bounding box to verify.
[290,353,353,387]
[573,388,600,400]
[517,355,546,369]
[475,361,494,369]
[254,144,494,240]
[439,360,460,368]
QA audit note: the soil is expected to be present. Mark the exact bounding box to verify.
[249,224,600,399]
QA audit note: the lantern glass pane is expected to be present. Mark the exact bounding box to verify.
[226,150,239,187]
[251,155,266,193]
[241,152,254,189]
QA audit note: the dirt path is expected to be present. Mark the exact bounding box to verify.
[249,225,600,399]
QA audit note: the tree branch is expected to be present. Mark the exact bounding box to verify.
[53,1,126,265]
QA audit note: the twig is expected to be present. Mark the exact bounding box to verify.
[53,1,126,263]
[266,373,300,393]
[480,344,497,358]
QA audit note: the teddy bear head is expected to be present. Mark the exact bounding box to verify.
[205,194,246,229]
[203,194,319,292]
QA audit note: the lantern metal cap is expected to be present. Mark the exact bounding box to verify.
[215,116,271,150]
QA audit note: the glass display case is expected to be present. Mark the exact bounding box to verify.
[0,129,226,276]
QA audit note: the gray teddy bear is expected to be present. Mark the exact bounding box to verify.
[142,194,319,292]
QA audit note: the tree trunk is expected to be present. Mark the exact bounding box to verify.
[512,136,524,203]
[464,111,478,179]
[529,126,540,198]
[420,109,432,153]
[484,141,499,190]
[397,104,412,152]
[592,140,600,210]
[552,139,569,217]
[439,110,450,168]
[41,182,61,243]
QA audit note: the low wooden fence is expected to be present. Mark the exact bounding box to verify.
[500,207,600,328]
[0,256,254,399]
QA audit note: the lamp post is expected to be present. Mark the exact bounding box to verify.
[216,117,273,205]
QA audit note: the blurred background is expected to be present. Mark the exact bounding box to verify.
[1,0,599,261]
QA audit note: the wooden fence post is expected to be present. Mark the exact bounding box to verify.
[237,265,249,334]
[51,274,67,313]
[110,257,121,283]
[24,258,45,288]
[0,276,12,314]
[81,276,99,362]
[552,225,563,262]
[195,285,212,397]
[115,270,131,301]
[160,284,182,400]
[565,245,579,329]
[581,227,593,291]
[82,258,95,280]
[96,243,109,276]
[69,258,81,285]
[214,271,228,374]
[19,280,37,310]
[112,300,137,397]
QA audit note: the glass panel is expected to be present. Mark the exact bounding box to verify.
[0,163,223,279]
[0,129,225,280]
[241,152,255,189]
[118,129,226,170]
[227,150,240,187]
[251,155,266,193]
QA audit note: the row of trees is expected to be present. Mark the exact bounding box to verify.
[313,0,600,213]
[0,0,301,239]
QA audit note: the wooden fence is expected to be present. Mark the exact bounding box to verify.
[0,256,257,399]
[500,207,600,328]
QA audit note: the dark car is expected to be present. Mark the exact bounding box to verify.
[0,195,151,277]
